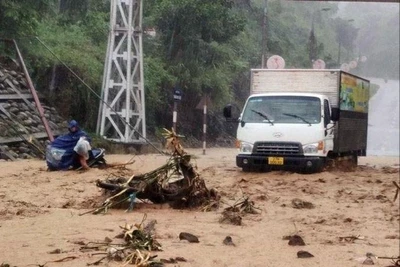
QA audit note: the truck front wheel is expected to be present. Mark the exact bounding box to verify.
[302,160,324,174]
[242,165,262,172]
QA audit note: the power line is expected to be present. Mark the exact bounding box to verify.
[34,37,164,155]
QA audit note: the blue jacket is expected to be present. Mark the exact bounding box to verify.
[46,129,91,170]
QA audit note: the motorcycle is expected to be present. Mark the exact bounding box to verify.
[46,146,106,171]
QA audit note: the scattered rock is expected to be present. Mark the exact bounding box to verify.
[256,194,268,201]
[344,217,352,223]
[297,250,314,258]
[288,235,306,246]
[48,248,62,254]
[315,219,326,224]
[291,198,315,209]
[179,232,199,243]
[362,257,375,265]
[161,257,187,263]
[223,236,235,246]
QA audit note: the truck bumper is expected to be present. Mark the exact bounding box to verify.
[236,154,324,172]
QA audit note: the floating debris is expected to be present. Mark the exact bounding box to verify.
[219,210,242,225]
[219,196,260,225]
[86,128,219,214]
[224,196,260,215]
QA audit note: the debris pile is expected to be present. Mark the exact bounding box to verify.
[91,129,219,213]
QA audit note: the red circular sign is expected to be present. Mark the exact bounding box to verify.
[266,55,285,69]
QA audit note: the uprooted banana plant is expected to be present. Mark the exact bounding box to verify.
[219,196,261,225]
[87,128,219,214]
[225,196,261,214]
[86,215,163,266]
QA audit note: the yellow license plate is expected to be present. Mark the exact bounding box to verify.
[268,157,284,165]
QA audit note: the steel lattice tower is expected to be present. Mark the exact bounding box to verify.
[97,0,146,143]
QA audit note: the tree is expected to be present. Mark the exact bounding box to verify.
[143,0,247,135]
[308,23,317,65]
[0,0,55,39]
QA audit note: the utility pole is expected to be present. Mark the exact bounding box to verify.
[172,101,178,132]
[202,95,208,155]
[172,87,182,132]
[195,92,211,155]
[261,0,268,68]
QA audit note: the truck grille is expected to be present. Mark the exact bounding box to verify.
[254,142,302,156]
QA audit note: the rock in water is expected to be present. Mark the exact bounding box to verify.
[223,236,235,246]
[288,235,306,246]
[362,257,375,265]
[297,250,314,258]
[179,232,199,243]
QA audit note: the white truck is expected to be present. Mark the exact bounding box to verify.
[224,69,370,172]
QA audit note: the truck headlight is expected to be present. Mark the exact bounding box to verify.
[239,141,254,153]
[303,141,324,154]
[303,144,318,154]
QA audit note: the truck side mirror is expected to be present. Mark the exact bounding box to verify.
[223,104,240,122]
[331,107,340,121]
[223,105,232,118]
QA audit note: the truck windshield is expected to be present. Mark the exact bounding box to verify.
[242,96,321,124]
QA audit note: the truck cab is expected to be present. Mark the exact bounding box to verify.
[227,92,335,172]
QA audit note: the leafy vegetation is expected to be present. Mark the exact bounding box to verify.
[0,0,398,139]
